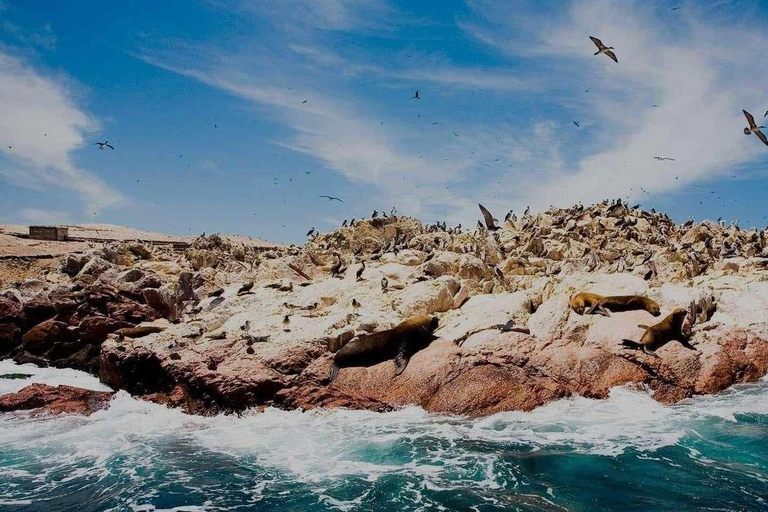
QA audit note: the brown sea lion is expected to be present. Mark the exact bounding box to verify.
[592,295,661,316]
[114,325,166,338]
[570,292,607,316]
[621,308,695,356]
[328,315,439,382]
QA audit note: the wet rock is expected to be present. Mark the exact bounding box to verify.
[21,319,72,355]
[0,384,114,416]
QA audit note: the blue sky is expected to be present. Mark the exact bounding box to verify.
[0,0,767,244]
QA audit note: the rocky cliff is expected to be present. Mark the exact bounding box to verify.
[2,202,768,416]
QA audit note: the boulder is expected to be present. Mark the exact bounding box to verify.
[0,384,114,416]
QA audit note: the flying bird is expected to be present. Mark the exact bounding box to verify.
[301,99,308,104]
[590,36,618,63]
[94,141,114,150]
[319,195,344,202]
[764,110,768,118]
[653,156,675,161]
[573,120,580,127]
[413,90,420,99]
[743,110,768,146]
[478,204,500,231]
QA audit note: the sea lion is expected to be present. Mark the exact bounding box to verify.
[570,292,607,316]
[114,325,166,338]
[328,315,439,382]
[621,308,695,355]
[591,295,661,316]
[570,292,661,317]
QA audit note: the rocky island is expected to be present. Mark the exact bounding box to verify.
[1,201,767,417]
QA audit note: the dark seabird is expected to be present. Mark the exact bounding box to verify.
[479,204,500,231]
[590,36,618,63]
[306,227,316,237]
[504,210,512,222]
[573,120,580,127]
[302,99,308,104]
[743,110,768,146]
[413,90,420,99]
[208,288,224,298]
[319,195,344,202]
[356,261,366,281]
[237,282,254,295]
[94,141,115,150]
[381,276,388,292]
[283,313,292,331]
[372,210,379,218]
[341,219,348,227]
[351,298,361,312]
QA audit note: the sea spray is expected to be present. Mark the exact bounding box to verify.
[1,361,767,511]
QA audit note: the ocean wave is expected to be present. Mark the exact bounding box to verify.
[1,360,767,511]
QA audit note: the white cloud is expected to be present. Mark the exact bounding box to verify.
[0,50,125,211]
[20,207,72,225]
[240,0,395,31]
[464,0,768,213]
[138,54,476,218]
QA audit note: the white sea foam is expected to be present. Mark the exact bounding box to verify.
[0,359,112,395]
[1,360,767,509]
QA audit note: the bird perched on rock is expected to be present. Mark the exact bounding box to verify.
[240,320,251,332]
[282,313,292,331]
[237,282,254,295]
[208,288,224,298]
[351,298,361,314]
[372,210,379,218]
[356,261,366,281]
[306,227,316,237]
[341,219,348,227]
[381,276,388,292]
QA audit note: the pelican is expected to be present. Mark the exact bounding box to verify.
[589,36,618,63]
[743,110,768,146]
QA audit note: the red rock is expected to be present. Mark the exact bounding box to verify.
[0,296,23,324]
[77,316,133,344]
[22,295,57,327]
[0,383,114,416]
[21,319,72,355]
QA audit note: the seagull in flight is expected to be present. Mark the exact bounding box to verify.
[653,156,675,161]
[743,110,768,146]
[764,110,768,118]
[319,195,344,203]
[478,204,500,231]
[590,36,618,63]
[573,120,580,127]
[94,141,114,150]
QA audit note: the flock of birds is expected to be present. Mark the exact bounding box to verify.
[78,34,767,240]
[589,36,767,148]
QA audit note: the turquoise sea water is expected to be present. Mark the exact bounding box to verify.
[1,360,767,512]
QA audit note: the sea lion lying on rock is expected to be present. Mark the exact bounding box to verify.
[114,325,166,339]
[621,308,695,356]
[328,315,439,382]
[570,292,661,317]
